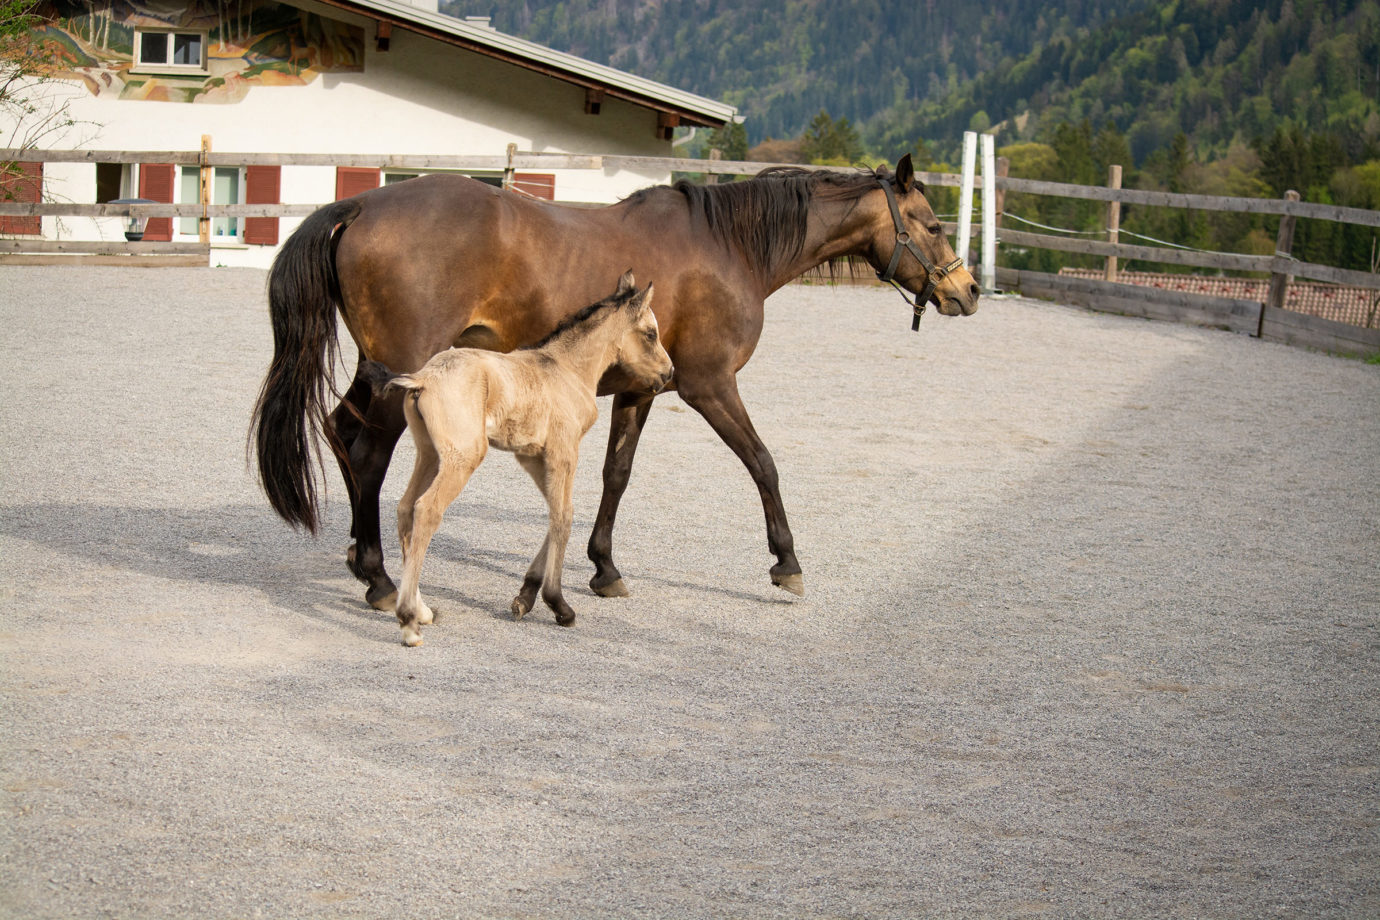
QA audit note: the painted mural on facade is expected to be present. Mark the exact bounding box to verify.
[37,0,363,103]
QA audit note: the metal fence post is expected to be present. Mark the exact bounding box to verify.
[956,131,977,269]
[981,133,997,293]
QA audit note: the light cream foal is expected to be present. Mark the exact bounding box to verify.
[378,272,672,646]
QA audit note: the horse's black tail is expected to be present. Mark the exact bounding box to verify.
[249,198,363,534]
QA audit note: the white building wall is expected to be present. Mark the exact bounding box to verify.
[32,3,678,268]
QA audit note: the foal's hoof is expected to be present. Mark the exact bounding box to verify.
[511,596,532,621]
[401,628,423,647]
[771,572,805,597]
[589,575,630,598]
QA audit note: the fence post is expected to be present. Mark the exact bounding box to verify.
[708,146,722,184]
[980,133,997,292]
[503,142,517,191]
[1105,164,1122,283]
[956,131,977,268]
[1262,189,1301,336]
[199,135,211,244]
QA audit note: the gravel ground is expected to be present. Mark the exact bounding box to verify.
[1,265,1377,919]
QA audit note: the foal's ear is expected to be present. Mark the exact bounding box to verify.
[615,269,636,296]
[895,154,915,193]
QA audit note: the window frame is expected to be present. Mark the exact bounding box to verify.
[175,164,245,241]
[132,28,209,76]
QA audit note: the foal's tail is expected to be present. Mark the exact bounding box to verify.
[249,198,363,534]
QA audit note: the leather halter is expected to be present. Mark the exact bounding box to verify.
[874,176,965,331]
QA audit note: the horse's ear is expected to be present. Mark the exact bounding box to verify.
[616,270,636,296]
[895,154,915,193]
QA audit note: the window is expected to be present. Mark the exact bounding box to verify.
[134,29,207,73]
[383,169,503,188]
[177,165,242,239]
[95,163,127,204]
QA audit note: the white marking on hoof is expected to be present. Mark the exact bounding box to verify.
[401,626,423,646]
[772,573,805,597]
[417,603,434,626]
[592,578,629,598]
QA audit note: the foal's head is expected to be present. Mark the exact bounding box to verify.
[608,271,674,394]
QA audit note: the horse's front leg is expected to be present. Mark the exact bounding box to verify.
[587,392,655,597]
[345,388,407,611]
[517,453,578,625]
[678,373,803,597]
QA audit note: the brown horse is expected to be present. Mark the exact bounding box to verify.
[251,154,979,610]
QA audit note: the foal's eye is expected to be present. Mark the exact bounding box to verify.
[644,329,659,343]
[926,223,943,236]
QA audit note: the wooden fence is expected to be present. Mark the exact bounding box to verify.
[3,146,1378,356]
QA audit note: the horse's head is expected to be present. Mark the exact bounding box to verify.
[611,271,674,395]
[865,154,980,320]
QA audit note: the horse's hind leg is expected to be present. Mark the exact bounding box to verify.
[517,452,578,626]
[396,420,441,625]
[395,441,482,646]
[587,392,655,597]
[678,373,803,597]
[345,388,408,610]
[329,363,372,541]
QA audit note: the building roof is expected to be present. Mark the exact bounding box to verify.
[309,0,738,129]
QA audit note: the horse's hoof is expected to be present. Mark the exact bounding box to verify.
[401,630,423,647]
[772,573,805,597]
[511,596,531,620]
[417,604,435,626]
[590,576,629,598]
[555,611,576,627]
[367,587,398,612]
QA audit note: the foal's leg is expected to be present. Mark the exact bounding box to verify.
[396,423,441,625]
[394,438,485,646]
[678,373,803,596]
[511,454,552,621]
[587,392,655,597]
[344,389,408,611]
[515,451,579,626]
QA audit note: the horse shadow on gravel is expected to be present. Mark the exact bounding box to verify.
[0,500,562,642]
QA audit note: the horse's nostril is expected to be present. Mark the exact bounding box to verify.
[969,282,981,298]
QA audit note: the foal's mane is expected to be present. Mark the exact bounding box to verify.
[522,293,626,351]
[627,163,905,277]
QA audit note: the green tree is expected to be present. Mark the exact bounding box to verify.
[800,109,863,166]
[704,121,748,161]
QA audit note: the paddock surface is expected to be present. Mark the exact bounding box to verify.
[1,266,1377,919]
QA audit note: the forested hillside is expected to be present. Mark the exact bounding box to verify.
[444,0,1380,272]
[442,0,1157,144]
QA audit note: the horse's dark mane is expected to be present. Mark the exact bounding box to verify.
[626,163,914,276]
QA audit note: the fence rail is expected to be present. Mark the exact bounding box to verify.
[3,145,1377,355]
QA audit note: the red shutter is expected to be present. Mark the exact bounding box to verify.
[243,164,281,246]
[512,173,555,200]
[335,167,380,200]
[0,161,43,235]
[138,163,175,242]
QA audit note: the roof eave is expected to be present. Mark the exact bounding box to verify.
[313,0,737,128]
